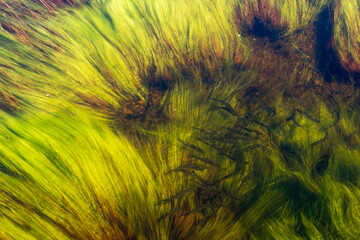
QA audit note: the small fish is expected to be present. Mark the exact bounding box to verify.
[158,208,185,221]
[296,109,320,123]
[190,155,220,167]
[311,131,328,146]
[160,187,197,203]
[286,111,301,126]
[241,143,264,151]
[264,105,276,117]
[218,151,249,164]
[227,127,254,138]
[178,138,205,153]
[222,103,238,116]
[165,164,206,174]
[218,171,236,182]
[192,171,214,186]
[210,136,237,143]
[197,137,221,150]
[211,98,238,116]
[192,127,218,135]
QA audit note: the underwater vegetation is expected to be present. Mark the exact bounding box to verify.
[235,0,330,35]
[1,0,360,239]
[0,0,83,112]
[53,0,251,125]
[332,0,360,73]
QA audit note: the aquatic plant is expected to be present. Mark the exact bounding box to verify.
[235,0,330,36]
[0,0,89,113]
[168,88,360,239]
[0,0,85,41]
[0,111,169,239]
[113,0,250,79]
[0,26,69,113]
[2,0,360,239]
[50,0,251,121]
[332,0,360,73]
